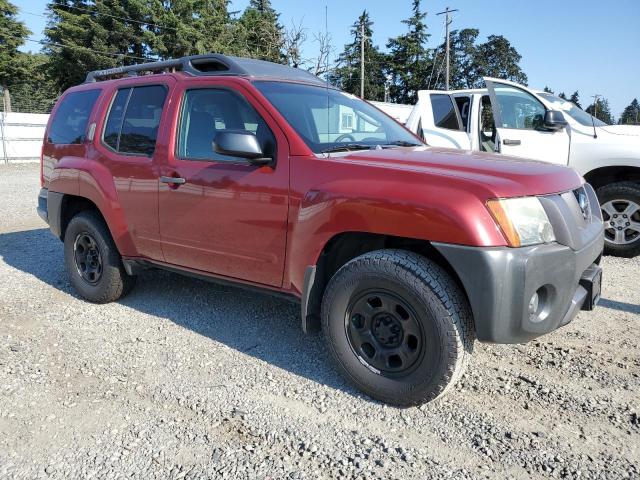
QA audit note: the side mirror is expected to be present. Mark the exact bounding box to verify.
[543,110,568,131]
[213,131,272,165]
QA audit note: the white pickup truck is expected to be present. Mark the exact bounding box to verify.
[392,78,640,257]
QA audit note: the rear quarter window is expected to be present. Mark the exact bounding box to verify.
[48,90,101,144]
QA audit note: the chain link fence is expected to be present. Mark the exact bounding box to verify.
[1,85,58,163]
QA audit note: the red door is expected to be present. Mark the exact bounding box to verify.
[90,77,176,261]
[157,79,289,287]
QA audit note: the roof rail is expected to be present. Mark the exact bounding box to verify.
[84,53,327,86]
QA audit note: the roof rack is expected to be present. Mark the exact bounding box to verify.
[84,53,327,86]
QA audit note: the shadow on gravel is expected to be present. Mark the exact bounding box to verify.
[599,298,640,315]
[0,228,360,398]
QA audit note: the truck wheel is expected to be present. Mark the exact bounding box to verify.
[64,211,136,303]
[321,249,474,407]
[598,182,640,258]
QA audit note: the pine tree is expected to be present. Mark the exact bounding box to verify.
[329,11,387,101]
[619,98,640,125]
[148,0,234,59]
[569,91,582,109]
[586,97,613,124]
[237,0,284,62]
[8,53,59,113]
[472,35,527,86]
[0,0,30,110]
[559,92,567,100]
[543,86,554,94]
[44,0,153,91]
[386,0,430,104]
[435,28,479,89]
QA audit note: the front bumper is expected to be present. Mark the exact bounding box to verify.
[433,233,604,344]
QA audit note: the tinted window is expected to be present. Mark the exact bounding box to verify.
[103,85,167,156]
[48,90,100,144]
[254,81,422,153]
[177,88,275,162]
[431,94,461,130]
[119,86,167,156]
[493,85,545,130]
[103,88,130,150]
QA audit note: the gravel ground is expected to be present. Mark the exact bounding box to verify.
[0,163,638,480]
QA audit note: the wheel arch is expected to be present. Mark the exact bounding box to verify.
[301,231,470,333]
[583,165,640,191]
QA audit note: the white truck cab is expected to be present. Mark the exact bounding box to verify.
[400,78,640,257]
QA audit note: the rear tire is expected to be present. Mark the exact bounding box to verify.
[597,182,640,258]
[64,211,136,303]
[321,249,474,407]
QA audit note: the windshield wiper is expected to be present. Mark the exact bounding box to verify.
[381,140,423,147]
[320,143,375,153]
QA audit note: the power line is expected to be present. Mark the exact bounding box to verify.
[20,3,178,32]
[1,29,153,62]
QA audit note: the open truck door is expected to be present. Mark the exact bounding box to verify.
[406,90,471,149]
[484,78,570,164]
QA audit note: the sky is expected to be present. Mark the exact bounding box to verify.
[13,0,640,118]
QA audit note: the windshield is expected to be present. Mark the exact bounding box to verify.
[538,92,608,127]
[253,81,422,153]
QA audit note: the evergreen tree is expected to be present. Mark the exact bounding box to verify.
[619,98,640,125]
[436,28,479,89]
[8,53,59,113]
[559,92,567,100]
[0,0,30,109]
[543,86,554,94]
[386,0,430,104]
[44,0,153,91]
[585,97,613,124]
[329,11,387,101]
[148,0,234,59]
[569,90,582,109]
[472,35,527,86]
[237,0,284,62]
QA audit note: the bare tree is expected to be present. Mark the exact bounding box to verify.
[283,20,307,68]
[309,31,333,76]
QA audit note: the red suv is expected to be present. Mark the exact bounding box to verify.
[37,54,604,406]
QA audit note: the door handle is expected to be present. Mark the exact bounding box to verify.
[160,176,186,185]
[502,139,521,146]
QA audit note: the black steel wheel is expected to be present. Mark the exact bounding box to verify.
[322,249,475,407]
[73,232,103,284]
[345,290,424,376]
[64,211,136,303]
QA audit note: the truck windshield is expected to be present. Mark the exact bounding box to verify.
[538,92,608,127]
[253,81,422,153]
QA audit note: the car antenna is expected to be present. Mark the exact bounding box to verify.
[325,4,330,149]
[590,94,601,139]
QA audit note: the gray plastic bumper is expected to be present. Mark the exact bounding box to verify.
[433,234,604,344]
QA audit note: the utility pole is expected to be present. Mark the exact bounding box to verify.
[436,7,458,91]
[360,20,365,99]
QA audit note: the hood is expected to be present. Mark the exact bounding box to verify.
[600,125,640,137]
[340,146,582,198]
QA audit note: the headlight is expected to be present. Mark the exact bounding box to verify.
[486,197,556,247]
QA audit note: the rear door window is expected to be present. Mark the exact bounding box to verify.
[431,94,462,131]
[103,85,167,156]
[48,90,101,144]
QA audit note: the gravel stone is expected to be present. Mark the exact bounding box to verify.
[0,163,639,479]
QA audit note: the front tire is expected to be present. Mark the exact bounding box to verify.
[598,182,640,258]
[64,211,136,303]
[321,249,474,407]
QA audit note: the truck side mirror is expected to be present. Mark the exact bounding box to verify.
[213,131,273,166]
[543,110,568,131]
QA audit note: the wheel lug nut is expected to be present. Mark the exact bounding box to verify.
[627,222,631,226]
[618,227,623,230]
